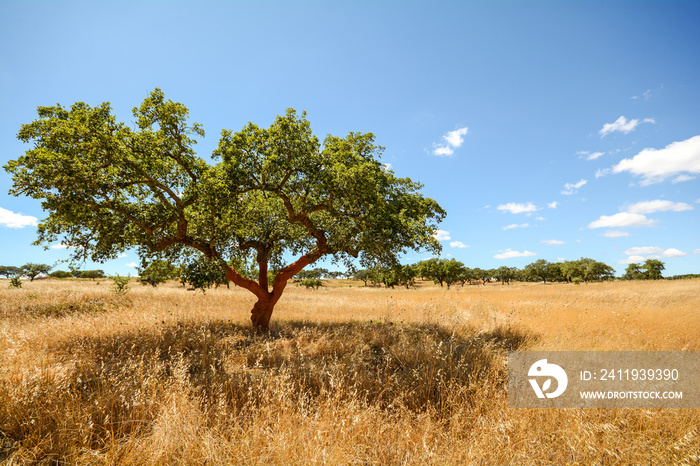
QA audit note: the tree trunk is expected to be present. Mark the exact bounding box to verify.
[250,298,274,330]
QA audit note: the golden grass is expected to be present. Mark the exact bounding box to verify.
[0,278,698,464]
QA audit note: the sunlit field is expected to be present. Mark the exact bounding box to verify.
[1,278,698,464]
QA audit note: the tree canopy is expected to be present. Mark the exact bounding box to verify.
[5,89,445,328]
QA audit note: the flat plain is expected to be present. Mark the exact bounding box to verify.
[1,278,698,464]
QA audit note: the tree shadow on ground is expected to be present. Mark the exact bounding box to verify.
[48,318,536,412]
[1,318,538,458]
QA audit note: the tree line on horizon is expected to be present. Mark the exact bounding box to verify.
[2,256,698,291]
[349,257,679,289]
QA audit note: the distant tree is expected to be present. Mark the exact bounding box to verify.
[49,270,73,279]
[366,266,386,286]
[21,263,52,281]
[139,260,179,286]
[579,258,615,282]
[296,268,323,280]
[622,263,645,280]
[642,259,665,280]
[457,267,476,286]
[415,258,440,283]
[623,260,665,280]
[80,270,106,280]
[416,258,464,289]
[5,90,445,328]
[524,259,552,283]
[470,267,485,285]
[442,259,466,289]
[0,266,21,278]
[301,278,323,289]
[546,262,564,282]
[353,269,371,286]
[560,260,584,283]
[494,266,518,285]
[381,264,417,289]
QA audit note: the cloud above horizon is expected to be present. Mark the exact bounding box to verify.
[0,207,38,229]
[590,198,692,233]
[588,212,657,229]
[561,179,587,195]
[493,249,537,260]
[618,246,687,264]
[603,230,630,238]
[578,151,605,161]
[609,135,700,185]
[433,229,451,241]
[625,200,693,214]
[503,223,529,230]
[497,202,538,214]
[432,127,468,156]
[599,116,654,137]
[541,239,565,245]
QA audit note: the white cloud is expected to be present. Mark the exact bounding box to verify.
[661,248,686,258]
[672,174,696,183]
[449,241,469,248]
[432,145,454,156]
[383,163,392,171]
[433,229,451,241]
[541,240,565,245]
[494,249,537,260]
[50,244,79,250]
[611,135,700,185]
[497,202,538,214]
[600,116,653,137]
[631,89,653,100]
[444,127,468,147]
[503,223,529,230]
[595,168,611,178]
[587,212,657,229]
[625,200,693,214]
[126,262,139,268]
[0,207,38,229]
[578,151,605,161]
[603,230,630,238]
[600,116,640,137]
[118,253,128,258]
[618,255,646,264]
[561,179,587,195]
[621,247,687,263]
[692,249,700,254]
[432,127,468,157]
[624,246,664,256]
[547,201,558,209]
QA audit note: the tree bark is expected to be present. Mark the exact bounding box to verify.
[250,298,274,329]
[224,249,322,330]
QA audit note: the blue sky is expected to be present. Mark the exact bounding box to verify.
[1,0,699,277]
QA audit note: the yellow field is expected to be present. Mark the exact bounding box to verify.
[1,278,698,464]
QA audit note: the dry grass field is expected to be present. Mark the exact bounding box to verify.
[1,278,698,464]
